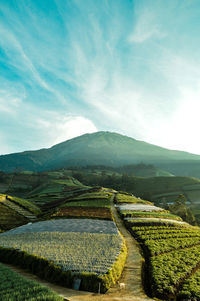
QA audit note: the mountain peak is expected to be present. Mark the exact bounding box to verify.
[0,131,200,176]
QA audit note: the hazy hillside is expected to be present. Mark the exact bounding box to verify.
[1,131,200,176]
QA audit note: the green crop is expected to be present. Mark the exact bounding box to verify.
[0,263,63,301]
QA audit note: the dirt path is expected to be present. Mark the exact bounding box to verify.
[4,196,155,301]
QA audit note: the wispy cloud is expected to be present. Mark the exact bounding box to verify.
[1,0,200,154]
[128,8,164,43]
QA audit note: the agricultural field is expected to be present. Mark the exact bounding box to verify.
[50,189,113,220]
[116,193,200,299]
[27,179,86,206]
[2,219,119,235]
[0,232,122,275]
[120,210,182,221]
[61,198,111,208]
[117,203,165,212]
[115,193,152,204]
[0,219,124,276]
[0,202,27,230]
[66,191,112,201]
[52,207,112,220]
[127,222,200,300]
[0,194,40,230]
[0,263,63,301]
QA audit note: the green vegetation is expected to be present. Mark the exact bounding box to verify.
[0,194,40,215]
[128,224,200,300]
[116,193,152,204]
[178,269,200,300]
[0,262,63,301]
[166,194,197,225]
[0,202,28,230]
[120,211,182,221]
[67,191,112,200]
[1,131,200,177]
[62,198,111,208]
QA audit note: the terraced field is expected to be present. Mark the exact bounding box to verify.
[27,176,88,206]
[0,194,40,230]
[0,202,27,230]
[115,193,152,204]
[51,190,113,220]
[116,193,200,300]
[130,224,200,300]
[52,207,112,220]
[0,218,126,293]
[2,183,200,300]
[1,219,119,235]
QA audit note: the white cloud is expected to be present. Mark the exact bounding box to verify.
[51,116,97,145]
[128,9,164,43]
[0,90,23,115]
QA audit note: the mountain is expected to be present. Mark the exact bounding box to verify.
[1,131,200,177]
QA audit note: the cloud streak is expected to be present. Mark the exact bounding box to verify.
[1,0,200,154]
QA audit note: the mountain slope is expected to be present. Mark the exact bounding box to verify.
[1,131,200,176]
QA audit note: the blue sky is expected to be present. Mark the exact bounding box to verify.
[1,0,200,155]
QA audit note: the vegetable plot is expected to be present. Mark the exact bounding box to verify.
[0,219,123,275]
[130,224,200,299]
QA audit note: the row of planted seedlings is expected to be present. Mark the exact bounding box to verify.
[0,262,63,301]
[115,192,200,299]
[129,223,200,300]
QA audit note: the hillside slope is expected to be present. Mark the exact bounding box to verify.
[0,131,200,176]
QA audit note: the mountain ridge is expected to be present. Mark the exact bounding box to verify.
[1,131,200,176]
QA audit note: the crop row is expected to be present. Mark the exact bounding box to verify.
[124,221,200,299]
[177,268,200,300]
[144,237,200,256]
[66,191,112,201]
[132,226,196,235]
[52,207,112,220]
[0,262,63,300]
[0,232,122,275]
[133,230,200,241]
[61,198,111,208]
[120,211,182,221]
[115,193,151,204]
[150,245,200,298]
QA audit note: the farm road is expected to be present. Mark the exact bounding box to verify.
[4,194,154,301]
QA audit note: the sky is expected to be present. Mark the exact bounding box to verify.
[1,0,200,155]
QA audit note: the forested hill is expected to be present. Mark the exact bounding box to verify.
[0,131,200,177]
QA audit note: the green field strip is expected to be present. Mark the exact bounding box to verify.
[0,263,64,301]
[120,211,181,220]
[61,198,111,208]
[3,200,37,220]
[116,193,151,204]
